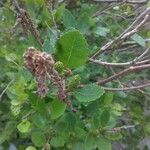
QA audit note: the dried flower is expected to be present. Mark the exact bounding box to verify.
[23,47,72,108]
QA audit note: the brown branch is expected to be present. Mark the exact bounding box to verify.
[90,48,150,67]
[93,0,148,4]
[97,64,150,85]
[102,82,150,91]
[13,0,21,13]
[93,2,124,17]
[90,8,150,59]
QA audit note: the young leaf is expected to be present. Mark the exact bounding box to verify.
[62,9,76,28]
[56,30,89,69]
[55,3,65,22]
[50,99,66,120]
[17,120,31,133]
[74,84,104,103]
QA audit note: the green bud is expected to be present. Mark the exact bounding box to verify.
[54,61,64,73]
[68,74,81,91]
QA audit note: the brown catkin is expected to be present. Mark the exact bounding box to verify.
[23,47,72,108]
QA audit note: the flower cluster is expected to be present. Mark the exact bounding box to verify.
[23,47,71,107]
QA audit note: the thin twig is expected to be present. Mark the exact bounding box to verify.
[93,0,148,4]
[90,8,150,59]
[97,64,150,85]
[90,48,150,67]
[13,0,21,13]
[102,82,150,91]
[109,125,135,132]
[93,2,125,17]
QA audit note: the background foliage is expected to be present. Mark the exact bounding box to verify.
[0,0,150,150]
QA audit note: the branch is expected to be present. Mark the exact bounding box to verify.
[102,82,150,91]
[13,0,21,13]
[109,125,135,132]
[97,64,150,85]
[90,48,150,67]
[93,0,148,4]
[93,2,124,17]
[90,8,150,59]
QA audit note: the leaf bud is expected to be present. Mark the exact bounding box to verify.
[54,61,64,73]
[68,74,81,91]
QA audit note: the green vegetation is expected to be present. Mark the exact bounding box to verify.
[0,0,150,149]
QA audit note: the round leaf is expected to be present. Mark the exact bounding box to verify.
[50,99,66,120]
[74,84,104,103]
[17,120,31,133]
[31,131,46,147]
[56,30,89,69]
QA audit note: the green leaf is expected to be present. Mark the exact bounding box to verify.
[96,137,112,150]
[105,132,122,141]
[100,110,110,127]
[43,28,57,54]
[72,142,85,150]
[50,99,66,120]
[56,30,89,69]
[74,127,86,138]
[84,134,96,150]
[0,122,15,144]
[94,27,110,37]
[131,33,145,47]
[32,113,48,129]
[8,77,28,105]
[77,13,90,34]
[31,131,46,147]
[64,112,77,130]
[55,3,65,22]
[17,120,31,133]
[74,83,104,103]
[62,9,76,28]
[103,92,113,106]
[51,136,65,147]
